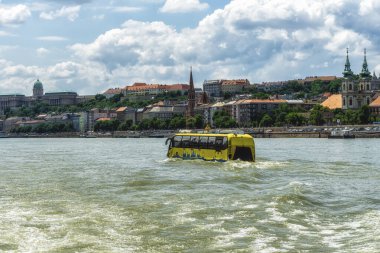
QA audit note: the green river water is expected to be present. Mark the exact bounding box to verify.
[0,138,379,252]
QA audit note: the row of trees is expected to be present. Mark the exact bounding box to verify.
[92,103,375,132]
[11,122,74,133]
[93,114,205,132]
[249,79,342,100]
[4,91,188,119]
[253,104,374,127]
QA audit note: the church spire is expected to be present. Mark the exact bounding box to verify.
[187,66,195,117]
[360,48,371,79]
[189,66,194,91]
[343,48,354,78]
[373,71,377,80]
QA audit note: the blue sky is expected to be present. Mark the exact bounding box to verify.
[1,0,380,95]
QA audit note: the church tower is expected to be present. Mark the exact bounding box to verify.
[358,49,372,107]
[33,79,44,98]
[342,49,373,109]
[187,67,195,117]
[342,48,354,109]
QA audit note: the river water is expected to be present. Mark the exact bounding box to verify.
[0,138,379,252]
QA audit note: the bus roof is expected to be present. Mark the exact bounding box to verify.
[173,133,253,138]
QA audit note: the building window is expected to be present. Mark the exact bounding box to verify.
[349,98,353,106]
[367,97,370,105]
[343,98,346,106]
[349,84,352,90]
[343,84,346,90]
[367,84,370,90]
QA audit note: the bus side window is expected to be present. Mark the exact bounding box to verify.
[181,136,191,148]
[199,136,208,149]
[173,136,182,147]
[222,137,228,149]
[208,137,216,149]
[190,136,200,149]
[215,137,223,151]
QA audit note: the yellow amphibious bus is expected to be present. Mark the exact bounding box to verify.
[166,132,255,162]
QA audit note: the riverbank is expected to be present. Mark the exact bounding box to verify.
[1,124,380,138]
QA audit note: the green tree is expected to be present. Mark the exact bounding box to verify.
[358,105,371,124]
[94,119,120,132]
[194,114,204,129]
[286,112,306,126]
[169,116,186,129]
[311,80,323,96]
[95,94,106,101]
[259,114,273,127]
[109,93,124,103]
[186,117,196,129]
[223,92,233,100]
[328,79,342,93]
[309,105,327,125]
[212,110,237,128]
[117,119,133,131]
[344,110,359,125]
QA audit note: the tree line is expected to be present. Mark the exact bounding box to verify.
[10,122,74,133]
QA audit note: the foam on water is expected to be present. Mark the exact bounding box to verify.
[255,160,290,169]
[1,138,379,252]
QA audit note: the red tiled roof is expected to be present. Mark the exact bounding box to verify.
[132,83,147,86]
[116,107,128,112]
[221,79,249,86]
[321,94,342,109]
[238,99,286,104]
[127,83,189,91]
[96,117,112,121]
[16,120,45,125]
[304,76,337,82]
[369,96,380,107]
[167,84,189,90]
[323,92,332,98]
[103,88,123,94]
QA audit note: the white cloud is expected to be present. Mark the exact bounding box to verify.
[40,5,81,22]
[67,0,380,89]
[36,36,68,41]
[111,6,143,13]
[0,45,18,53]
[324,30,372,55]
[37,47,49,56]
[92,14,104,20]
[359,0,380,15]
[4,0,380,96]
[0,31,13,36]
[257,28,289,41]
[160,0,209,13]
[0,59,110,95]
[0,4,31,25]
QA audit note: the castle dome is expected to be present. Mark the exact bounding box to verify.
[33,79,43,90]
[33,79,44,97]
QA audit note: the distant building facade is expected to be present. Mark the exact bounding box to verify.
[0,95,28,115]
[0,80,92,116]
[221,79,251,94]
[118,83,189,96]
[103,88,123,99]
[203,79,251,97]
[203,80,222,97]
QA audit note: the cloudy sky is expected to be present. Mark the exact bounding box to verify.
[1,0,380,95]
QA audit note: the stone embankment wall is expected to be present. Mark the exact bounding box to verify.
[2,125,380,138]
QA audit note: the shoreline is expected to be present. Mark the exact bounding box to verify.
[2,125,380,138]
